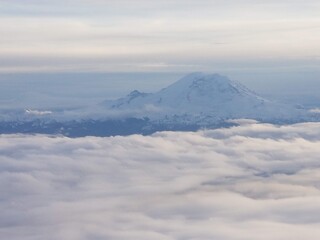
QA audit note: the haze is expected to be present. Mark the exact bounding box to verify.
[0,0,319,73]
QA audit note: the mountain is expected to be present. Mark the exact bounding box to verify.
[102,72,307,124]
[0,73,317,137]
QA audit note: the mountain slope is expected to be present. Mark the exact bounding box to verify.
[103,72,306,123]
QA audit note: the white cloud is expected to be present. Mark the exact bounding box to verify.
[310,108,320,113]
[25,109,52,116]
[0,1,319,72]
[1,122,320,239]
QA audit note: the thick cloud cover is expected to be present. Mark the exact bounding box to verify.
[1,122,320,239]
[1,0,320,73]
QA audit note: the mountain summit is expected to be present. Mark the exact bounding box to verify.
[103,73,304,122]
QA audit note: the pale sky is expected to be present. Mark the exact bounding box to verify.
[0,0,319,73]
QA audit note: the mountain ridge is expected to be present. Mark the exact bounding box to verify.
[0,72,318,137]
[102,72,306,122]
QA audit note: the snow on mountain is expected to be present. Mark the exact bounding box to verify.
[102,72,307,123]
[0,72,317,136]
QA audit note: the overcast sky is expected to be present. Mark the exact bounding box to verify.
[0,0,319,73]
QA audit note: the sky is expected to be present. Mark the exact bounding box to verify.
[2,121,320,239]
[0,0,320,73]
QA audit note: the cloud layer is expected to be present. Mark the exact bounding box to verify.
[1,122,320,239]
[1,0,319,72]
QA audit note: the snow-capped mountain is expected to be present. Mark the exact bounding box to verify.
[102,72,307,124]
[0,72,317,137]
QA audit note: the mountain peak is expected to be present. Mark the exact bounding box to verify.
[165,72,236,91]
[128,90,145,98]
[189,73,235,90]
[159,72,257,100]
[170,72,226,86]
[102,72,304,121]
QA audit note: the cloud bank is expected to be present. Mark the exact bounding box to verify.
[1,122,320,239]
[1,0,319,73]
